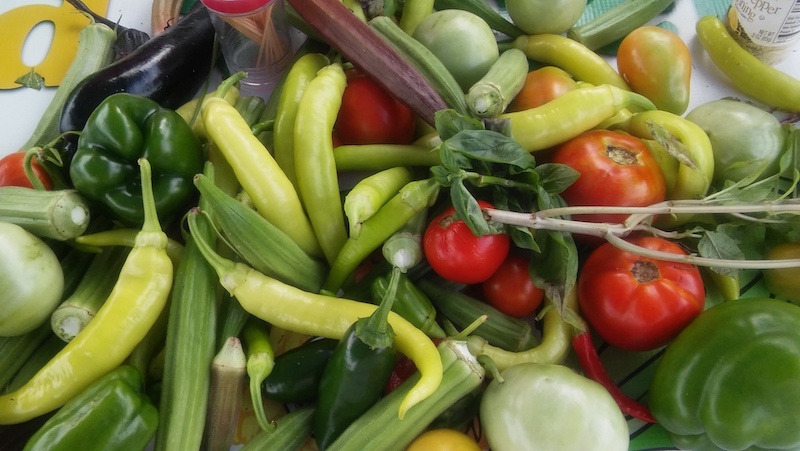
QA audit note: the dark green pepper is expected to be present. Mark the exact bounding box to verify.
[23,365,157,451]
[69,92,203,226]
[370,272,446,339]
[650,298,800,451]
[261,337,338,403]
[314,267,401,450]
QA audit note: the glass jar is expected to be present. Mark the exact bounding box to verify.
[200,0,292,99]
[727,0,800,65]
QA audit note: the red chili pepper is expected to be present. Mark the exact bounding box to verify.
[384,355,417,394]
[572,330,656,423]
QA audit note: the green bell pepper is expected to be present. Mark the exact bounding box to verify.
[23,365,157,451]
[69,92,203,226]
[650,298,800,451]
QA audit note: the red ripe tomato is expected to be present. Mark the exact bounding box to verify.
[0,151,53,190]
[577,236,705,352]
[334,71,416,145]
[551,130,666,241]
[481,254,545,317]
[423,201,511,284]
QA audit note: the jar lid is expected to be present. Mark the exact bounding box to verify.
[201,0,273,15]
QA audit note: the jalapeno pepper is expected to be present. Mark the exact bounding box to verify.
[23,365,157,451]
[69,93,204,226]
[0,159,172,424]
[261,337,338,403]
[314,267,402,449]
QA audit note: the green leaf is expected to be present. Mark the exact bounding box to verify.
[15,68,45,90]
[698,230,745,275]
[446,130,535,170]
[434,109,484,141]
[535,163,580,194]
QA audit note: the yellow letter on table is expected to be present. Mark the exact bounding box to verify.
[0,0,111,89]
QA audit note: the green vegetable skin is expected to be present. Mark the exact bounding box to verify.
[650,298,800,450]
[480,362,630,451]
[69,92,204,226]
[23,365,157,451]
[0,221,64,337]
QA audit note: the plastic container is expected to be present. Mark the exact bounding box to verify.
[726,0,800,65]
[200,0,292,99]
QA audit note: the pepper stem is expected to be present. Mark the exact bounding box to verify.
[355,266,400,349]
[138,158,162,234]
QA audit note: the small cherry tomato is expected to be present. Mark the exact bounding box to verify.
[423,201,511,284]
[617,26,692,115]
[551,129,667,228]
[508,66,579,112]
[334,71,416,145]
[0,151,53,189]
[407,428,481,451]
[481,254,545,317]
[578,236,705,351]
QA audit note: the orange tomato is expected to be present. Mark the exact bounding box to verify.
[617,26,692,115]
[507,66,579,112]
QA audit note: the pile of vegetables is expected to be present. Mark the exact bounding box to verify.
[2,0,800,450]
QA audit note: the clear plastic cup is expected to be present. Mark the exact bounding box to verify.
[200,0,292,99]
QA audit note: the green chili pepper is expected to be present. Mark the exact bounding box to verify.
[498,84,656,152]
[314,266,402,449]
[293,62,349,265]
[23,365,157,451]
[0,159,172,425]
[696,15,800,112]
[510,33,630,90]
[261,338,338,403]
[325,178,440,294]
[273,53,330,188]
[69,93,204,226]
[333,144,441,172]
[467,288,577,372]
[188,210,443,419]
[201,96,323,258]
[345,167,416,239]
[399,0,434,34]
[243,317,276,432]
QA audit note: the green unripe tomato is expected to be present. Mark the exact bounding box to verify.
[480,363,629,451]
[0,222,64,336]
[506,0,587,35]
[412,10,499,92]
[685,99,785,185]
[763,242,800,306]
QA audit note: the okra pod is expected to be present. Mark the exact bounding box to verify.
[5,334,65,393]
[0,324,53,393]
[194,173,327,292]
[203,337,247,451]
[466,48,529,118]
[50,246,129,343]
[240,407,315,451]
[370,273,446,339]
[0,187,91,241]
[418,278,536,352]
